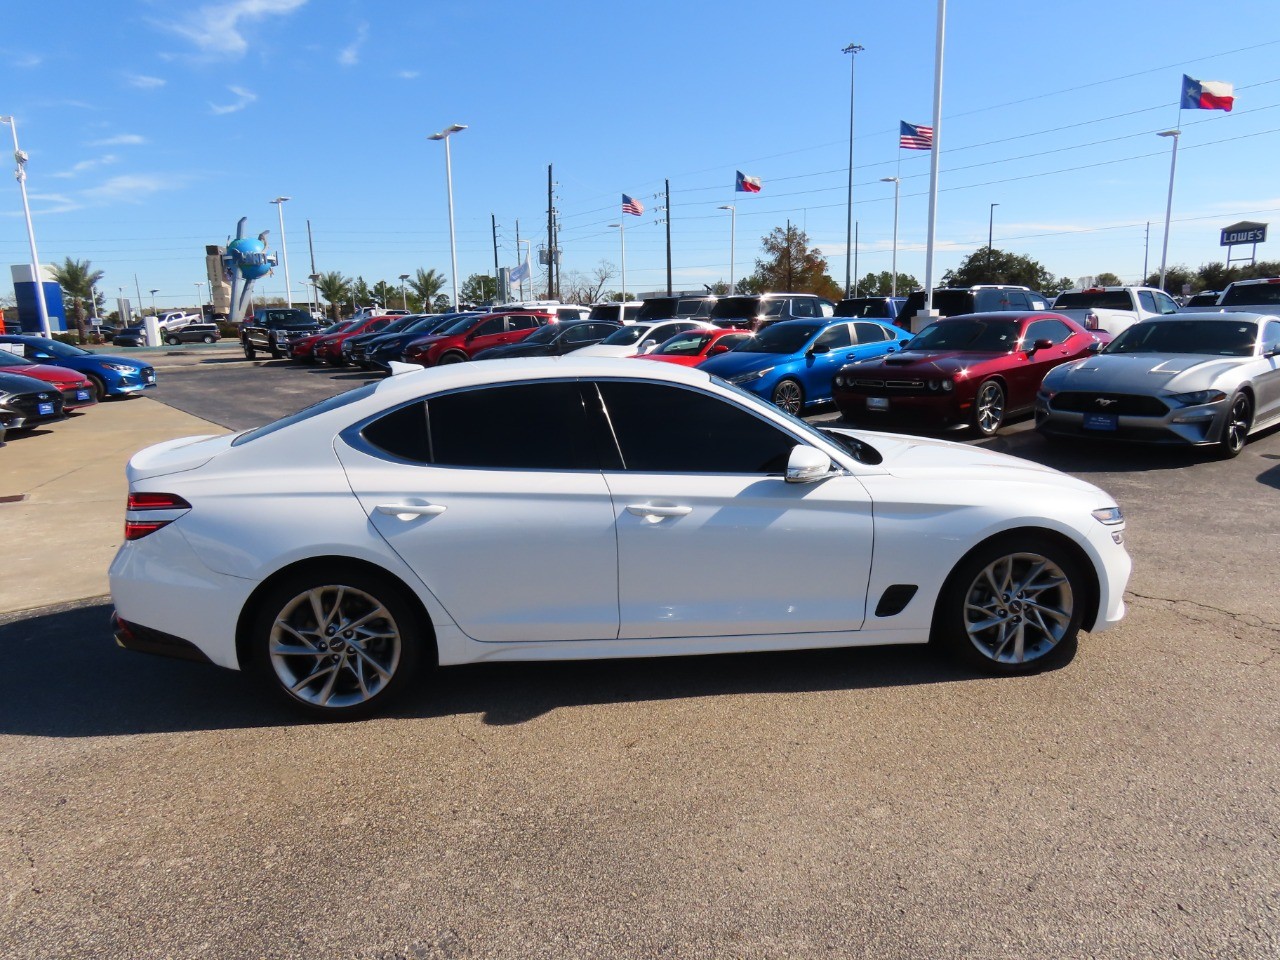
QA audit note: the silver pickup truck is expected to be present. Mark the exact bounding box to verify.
[1051,286,1181,336]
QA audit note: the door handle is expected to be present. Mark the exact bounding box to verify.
[376,503,447,520]
[626,503,692,519]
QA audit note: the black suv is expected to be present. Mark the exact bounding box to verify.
[241,308,320,359]
[896,285,1050,330]
[634,296,717,322]
[707,293,834,330]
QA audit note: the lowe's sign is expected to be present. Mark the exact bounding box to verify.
[1220,221,1267,246]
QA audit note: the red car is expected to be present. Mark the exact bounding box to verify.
[0,349,98,410]
[289,320,355,363]
[402,310,551,366]
[313,316,396,365]
[634,327,753,367]
[832,311,1109,436]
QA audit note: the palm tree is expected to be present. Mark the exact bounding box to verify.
[315,271,350,321]
[408,268,446,310]
[49,257,105,339]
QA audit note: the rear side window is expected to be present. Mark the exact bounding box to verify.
[596,381,794,474]
[853,322,891,343]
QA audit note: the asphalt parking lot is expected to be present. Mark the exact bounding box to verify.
[2,350,1278,959]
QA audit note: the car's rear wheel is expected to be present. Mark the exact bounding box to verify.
[971,380,1005,436]
[436,351,468,365]
[201,334,215,344]
[771,378,804,415]
[933,534,1084,674]
[1215,391,1252,459]
[243,340,256,360]
[252,568,425,719]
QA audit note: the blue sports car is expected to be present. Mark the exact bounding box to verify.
[0,335,156,401]
[699,316,911,414]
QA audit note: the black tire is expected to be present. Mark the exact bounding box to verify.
[85,374,107,403]
[269,346,285,359]
[250,566,427,720]
[436,351,468,365]
[243,340,256,360]
[932,533,1085,674]
[201,334,215,344]
[771,378,804,416]
[165,335,181,346]
[971,379,1005,437]
[1215,391,1252,459]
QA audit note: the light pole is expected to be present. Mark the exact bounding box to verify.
[1156,129,1180,291]
[398,273,410,310]
[987,202,999,281]
[427,123,467,310]
[269,196,293,307]
[718,204,736,293]
[879,178,901,298]
[308,274,322,318]
[149,288,159,317]
[608,223,626,303]
[0,116,51,337]
[842,43,864,298]
[195,281,205,317]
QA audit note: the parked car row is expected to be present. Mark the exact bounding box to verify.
[0,334,157,441]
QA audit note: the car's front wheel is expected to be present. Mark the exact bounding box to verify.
[771,378,804,415]
[251,568,426,719]
[1215,391,1252,459]
[436,351,468,365]
[933,534,1085,674]
[85,373,107,403]
[165,335,181,346]
[243,340,256,360]
[971,379,1005,436]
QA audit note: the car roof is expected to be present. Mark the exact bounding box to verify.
[1223,277,1280,287]
[1138,310,1276,323]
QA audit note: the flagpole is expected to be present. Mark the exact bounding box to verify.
[922,0,946,317]
[1157,111,1181,292]
[842,43,864,299]
[620,216,627,302]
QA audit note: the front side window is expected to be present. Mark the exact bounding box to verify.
[814,324,852,350]
[1262,320,1280,354]
[763,300,787,318]
[596,381,794,474]
[1025,318,1072,345]
[1154,292,1180,315]
[790,298,818,318]
[472,317,504,337]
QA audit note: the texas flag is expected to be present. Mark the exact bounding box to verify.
[1181,75,1234,111]
[735,170,762,193]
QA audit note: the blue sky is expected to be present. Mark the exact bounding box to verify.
[2,0,1279,311]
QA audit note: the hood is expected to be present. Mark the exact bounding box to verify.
[11,363,89,385]
[1043,352,1249,394]
[699,352,784,376]
[862,349,1008,374]
[126,434,236,482]
[572,343,639,358]
[91,354,150,369]
[478,343,549,359]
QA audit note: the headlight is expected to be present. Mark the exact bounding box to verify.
[834,375,845,387]
[100,362,135,373]
[1091,506,1124,525]
[940,379,954,392]
[728,367,773,385]
[1168,389,1226,405]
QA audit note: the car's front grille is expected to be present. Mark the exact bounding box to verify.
[4,392,63,416]
[848,378,928,393]
[1050,392,1169,416]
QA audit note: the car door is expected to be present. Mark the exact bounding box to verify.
[1020,318,1081,407]
[590,379,873,639]
[461,315,509,355]
[799,322,857,402]
[334,380,619,642]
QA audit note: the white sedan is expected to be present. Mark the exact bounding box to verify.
[571,319,714,358]
[110,358,1131,718]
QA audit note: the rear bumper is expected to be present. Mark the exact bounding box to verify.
[112,612,213,664]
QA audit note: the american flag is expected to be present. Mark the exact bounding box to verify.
[899,121,934,150]
[622,194,644,216]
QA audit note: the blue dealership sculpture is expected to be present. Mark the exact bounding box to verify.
[222,217,278,323]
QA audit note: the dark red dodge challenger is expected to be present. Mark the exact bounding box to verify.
[832,312,1108,436]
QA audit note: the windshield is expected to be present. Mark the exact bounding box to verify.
[835,298,889,318]
[15,337,89,358]
[909,318,1021,352]
[1053,291,1133,310]
[378,315,419,334]
[438,315,478,336]
[1220,282,1280,307]
[520,324,563,345]
[653,332,714,356]
[588,304,622,321]
[737,322,820,355]
[322,321,354,334]
[600,325,650,346]
[710,296,760,320]
[1103,319,1257,357]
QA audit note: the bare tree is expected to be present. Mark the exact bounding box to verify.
[561,260,615,304]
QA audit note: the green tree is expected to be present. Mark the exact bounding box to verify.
[856,270,919,297]
[1143,265,1196,296]
[942,247,1063,291]
[350,276,372,307]
[315,271,350,321]
[460,273,497,305]
[1092,272,1124,287]
[408,268,447,310]
[371,280,395,308]
[1194,259,1280,293]
[432,293,452,313]
[748,225,842,300]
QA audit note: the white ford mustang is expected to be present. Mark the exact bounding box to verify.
[109,357,1131,718]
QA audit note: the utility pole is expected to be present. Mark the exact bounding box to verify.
[785,219,793,292]
[306,218,318,314]
[853,222,859,296]
[664,179,673,296]
[491,213,500,301]
[515,218,523,301]
[842,42,864,298]
[1143,221,1150,283]
[547,164,555,300]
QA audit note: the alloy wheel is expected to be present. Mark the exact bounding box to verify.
[1225,394,1251,453]
[974,381,1005,435]
[962,551,1073,665]
[772,379,803,415]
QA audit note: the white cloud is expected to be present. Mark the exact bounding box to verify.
[81,174,187,203]
[209,86,257,115]
[13,53,42,68]
[397,69,420,80]
[20,192,81,215]
[126,74,167,89]
[338,21,369,67]
[51,155,120,179]
[89,133,147,146]
[161,0,309,58]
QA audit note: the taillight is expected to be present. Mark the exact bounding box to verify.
[125,492,191,541]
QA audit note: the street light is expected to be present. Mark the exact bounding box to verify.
[1156,129,1180,291]
[0,116,51,337]
[427,123,467,310]
[269,196,293,307]
[717,205,736,293]
[879,178,901,298]
[149,288,159,317]
[842,43,864,298]
[987,202,1000,281]
[195,281,205,317]
[398,273,411,310]
[608,223,627,304]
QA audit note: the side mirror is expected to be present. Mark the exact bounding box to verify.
[1032,338,1054,352]
[808,343,831,355]
[640,340,657,353]
[785,445,833,483]
[1086,341,1102,354]
[707,344,729,356]
[898,338,913,349]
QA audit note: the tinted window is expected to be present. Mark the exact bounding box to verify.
[428,382,595,469]
[814,324,851,349]
[1221,283,1280,307]
[1154,292,1180,315]
[853,321,891,343]
[762,300,787,317]
[362,401,430,461]
[1054,291,1134,310]
[507,314,541,331]
[737,322,821,355]
[601,325,648,346]
[1026,318,1072,344]
[1138,291,1158,313]
[653,332,713,356]
[1104,320,1258,357]
[910,318,1022,352]
[1262,321,1280,353]
[597,381,794,474]
[472,317,504,336]
[790,298,818,318]
[1003,290,1031,310]
[709,296,761,320]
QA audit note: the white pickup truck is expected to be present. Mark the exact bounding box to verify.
[1051,286,1181,336]
[153,310,204,332]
